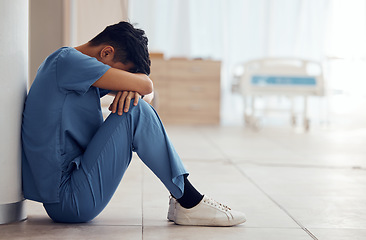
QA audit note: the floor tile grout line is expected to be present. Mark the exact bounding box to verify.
[234,161,366,171]
[309,227,366,231]
[200,129,318,240]
[182,158,365,171]
[263,130,366,171]
[232,163,319,240]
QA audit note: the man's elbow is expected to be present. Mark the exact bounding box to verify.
[142,80,153,95]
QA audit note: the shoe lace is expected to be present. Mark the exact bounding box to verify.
[204,197,231,211]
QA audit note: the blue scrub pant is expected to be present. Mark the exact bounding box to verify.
[43,100,188,223]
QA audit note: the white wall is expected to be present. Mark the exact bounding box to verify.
[0,0,28,224]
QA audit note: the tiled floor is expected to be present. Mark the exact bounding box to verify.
[2,125,366,240]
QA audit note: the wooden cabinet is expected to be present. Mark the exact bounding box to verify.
[150,58,221,125]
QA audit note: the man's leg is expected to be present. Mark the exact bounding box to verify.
[44,100,188,223]
[44,100,246,226]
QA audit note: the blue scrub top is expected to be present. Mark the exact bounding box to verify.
[22,47,111,203]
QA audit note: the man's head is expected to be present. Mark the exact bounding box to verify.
[89,21,151,75]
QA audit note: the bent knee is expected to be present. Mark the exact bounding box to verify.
[43,201,100,223]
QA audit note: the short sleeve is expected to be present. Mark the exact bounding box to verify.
[56,48,111,95]
[99,88,111,98]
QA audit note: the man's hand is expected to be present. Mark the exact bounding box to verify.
[109,91,141,115]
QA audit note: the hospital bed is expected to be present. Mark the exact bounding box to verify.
[238,58,324,131]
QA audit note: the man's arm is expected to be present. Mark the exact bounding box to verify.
[107,90,154,115]
[93,68,153,95]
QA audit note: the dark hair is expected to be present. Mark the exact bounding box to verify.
[89,21,151,75]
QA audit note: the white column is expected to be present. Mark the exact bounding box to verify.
[0,0,28,224]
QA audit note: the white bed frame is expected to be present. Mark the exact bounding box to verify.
[239,58,324,131]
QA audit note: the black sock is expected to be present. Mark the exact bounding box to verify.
[176,175,203,209]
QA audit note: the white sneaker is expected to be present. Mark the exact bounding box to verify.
[167,195,176,222]
[174,195,246,226]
